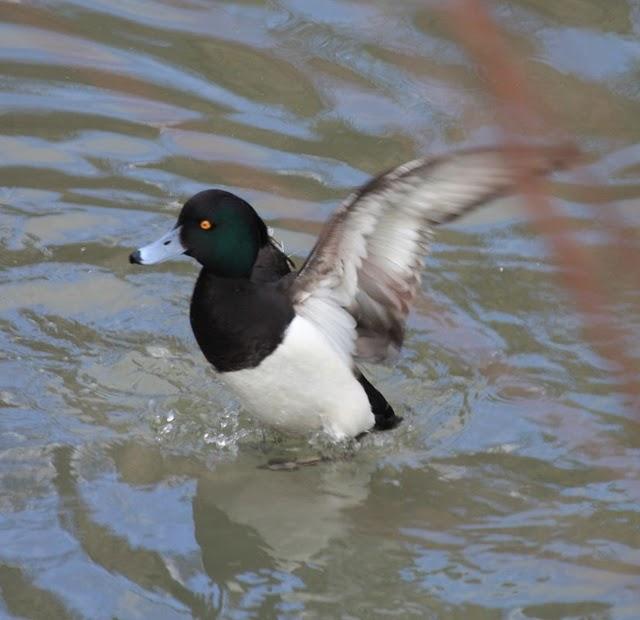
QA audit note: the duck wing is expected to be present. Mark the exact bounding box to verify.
[288,145,575,364]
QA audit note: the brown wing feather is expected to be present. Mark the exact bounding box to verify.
[290,144,577,363]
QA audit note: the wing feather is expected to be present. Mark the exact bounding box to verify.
[289,145,576,364]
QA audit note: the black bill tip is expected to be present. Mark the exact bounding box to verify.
[129,250,142,265]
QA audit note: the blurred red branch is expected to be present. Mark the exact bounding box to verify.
[445,0,640,408]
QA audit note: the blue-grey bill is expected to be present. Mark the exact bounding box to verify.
[129,226,185,265]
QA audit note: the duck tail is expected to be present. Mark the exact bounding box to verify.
[356,370,403,431]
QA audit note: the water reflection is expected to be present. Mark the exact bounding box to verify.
[38,441,375,617]
[2,428,634,618]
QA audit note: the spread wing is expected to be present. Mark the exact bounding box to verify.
[289,145,576,364]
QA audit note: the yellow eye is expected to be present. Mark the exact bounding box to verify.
[200,220,213,230]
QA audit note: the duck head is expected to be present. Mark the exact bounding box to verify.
[129,190,268,278]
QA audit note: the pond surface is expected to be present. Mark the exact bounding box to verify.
[1,1,639,618]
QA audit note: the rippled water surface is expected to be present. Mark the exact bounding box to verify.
[1,1,640,618]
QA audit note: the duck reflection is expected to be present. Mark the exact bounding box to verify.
[51,439,374,616]
[108,440,374,568]
[193,455,373,574]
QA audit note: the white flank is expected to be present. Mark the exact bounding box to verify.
[220,316,374,440]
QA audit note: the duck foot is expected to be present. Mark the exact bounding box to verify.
[259,456,330,471]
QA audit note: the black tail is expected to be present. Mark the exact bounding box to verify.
[356,370,402,431]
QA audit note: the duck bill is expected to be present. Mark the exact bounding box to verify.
[129,226,185,265]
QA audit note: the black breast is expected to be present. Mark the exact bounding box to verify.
[190,271,295,372]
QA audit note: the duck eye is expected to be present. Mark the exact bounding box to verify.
[200,220,213,230]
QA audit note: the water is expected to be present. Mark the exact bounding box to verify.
[1,1,639,618]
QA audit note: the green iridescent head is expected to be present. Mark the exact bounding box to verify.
[130,190,268,278]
